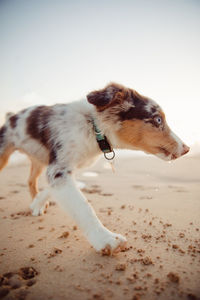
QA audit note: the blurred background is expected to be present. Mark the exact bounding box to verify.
[0,0,200,153]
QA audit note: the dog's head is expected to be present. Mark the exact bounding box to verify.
[87,83,189,161]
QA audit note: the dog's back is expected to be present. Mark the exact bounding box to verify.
[0,100,98,179]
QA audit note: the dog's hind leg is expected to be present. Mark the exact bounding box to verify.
[29,158,51,216]
[0,146,15,170]
[28,158,44,199]
[0,124,14,170]
[0,146,14,171]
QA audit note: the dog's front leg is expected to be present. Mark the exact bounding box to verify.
[51,175,127,254]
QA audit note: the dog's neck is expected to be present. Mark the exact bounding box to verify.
[91,117,115,160]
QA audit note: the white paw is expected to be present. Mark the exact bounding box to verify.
[30,201,49,216]
[87,228,127,255]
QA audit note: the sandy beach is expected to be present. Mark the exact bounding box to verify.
[0,154,200,300]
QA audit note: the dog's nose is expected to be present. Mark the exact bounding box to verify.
[181,144,190,156]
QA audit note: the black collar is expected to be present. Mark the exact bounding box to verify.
[91,118,115,160]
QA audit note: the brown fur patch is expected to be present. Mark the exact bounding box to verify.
[117,119,177,156]
[87,83,129,111]
[9,115,18,128]
[117,120,151,151]
[26,106,61,164]
[54,172,63,179]
[119,90,151,121]
[27,106,53,147]
[0,126,7,149]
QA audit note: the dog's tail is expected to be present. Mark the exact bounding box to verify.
[0,116,14,170]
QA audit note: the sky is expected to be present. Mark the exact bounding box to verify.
[0,0,200,148]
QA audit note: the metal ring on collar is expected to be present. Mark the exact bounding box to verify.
[104,150,115,160]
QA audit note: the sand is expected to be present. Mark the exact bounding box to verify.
[0,154,200,300]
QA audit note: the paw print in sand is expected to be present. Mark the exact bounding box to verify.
[0,267,38,299]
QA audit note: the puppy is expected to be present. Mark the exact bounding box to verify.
[0,83,189,254]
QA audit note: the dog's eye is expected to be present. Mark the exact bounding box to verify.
[154,116,162,125]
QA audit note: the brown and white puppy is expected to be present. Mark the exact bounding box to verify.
[0,83,189,254]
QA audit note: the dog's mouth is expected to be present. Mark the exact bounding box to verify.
[158,147,170,157]
[157,147,178,160]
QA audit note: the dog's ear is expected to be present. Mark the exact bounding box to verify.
[87,83,125,108]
